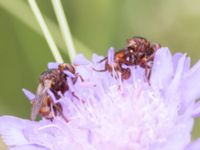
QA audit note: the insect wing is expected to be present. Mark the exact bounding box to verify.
[31,94,49,121]
[31,84,47,121]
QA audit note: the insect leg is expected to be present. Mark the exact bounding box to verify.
[98,57,108,63]
[72,73,84,84]
[53,103,69,123]
[92,67,107,72]
[71,92,85,103]
[146,53,155,62]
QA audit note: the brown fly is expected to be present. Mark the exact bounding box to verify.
[94,36,161,80]
[31,63,83,122]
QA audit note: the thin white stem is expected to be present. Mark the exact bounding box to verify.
[51,0,76,62]
[28,0,64,63]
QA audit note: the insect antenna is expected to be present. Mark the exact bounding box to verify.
[98,56,108,63]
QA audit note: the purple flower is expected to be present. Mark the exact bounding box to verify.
[1,47,200,150]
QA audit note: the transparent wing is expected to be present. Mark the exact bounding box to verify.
[31,95,46,120]
[31,84,47,121]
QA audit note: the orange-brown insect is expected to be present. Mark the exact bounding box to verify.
[94,49,132,80]
[31,63,83,122]
[126,36,161,79]
[94,36,161,80]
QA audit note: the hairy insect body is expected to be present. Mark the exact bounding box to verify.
[31,63,81,122]
[95,37,161,80]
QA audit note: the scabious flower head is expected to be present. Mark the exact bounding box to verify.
[1,47,200,150]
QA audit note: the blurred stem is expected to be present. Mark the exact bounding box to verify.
[51,0,76,63]
[0,0,92,58]
[28,0,64,63]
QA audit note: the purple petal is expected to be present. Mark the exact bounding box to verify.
[166,54,186,97]
[185,138,200,150]
[0,116,59,149]
[150,47,173,90]
[0,116,32,146]
[47,62,60,69]
[181,60,200,104]
[192,101,200,117]
[173,53,183,69]
[107,47,115,65]
[66,78,75,92]
[73,54,90,65]
[63,70,75,78]
[184,57,191,74]
[173,53,191,75]
[130,66,145,82]
[22,89,35,102]
[92,54,104,63]
[10,144,48,150]
[185,60,200,78]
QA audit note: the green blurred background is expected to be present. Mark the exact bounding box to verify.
[0,0,200,140]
